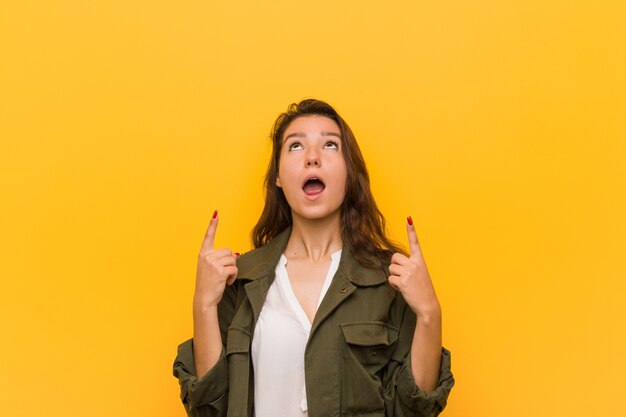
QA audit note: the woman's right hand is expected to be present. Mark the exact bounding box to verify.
[193,210,239,311]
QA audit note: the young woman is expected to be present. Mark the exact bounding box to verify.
[173,99,455,417]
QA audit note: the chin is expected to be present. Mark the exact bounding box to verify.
[292,206,342,222]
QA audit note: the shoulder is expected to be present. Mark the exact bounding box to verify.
[235,227,291,280]
[235,245,273,277]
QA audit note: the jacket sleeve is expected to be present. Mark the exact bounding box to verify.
[384,298,455,417]
[172,340,229,417]
[172,280,241,417]
[392,347,455,417]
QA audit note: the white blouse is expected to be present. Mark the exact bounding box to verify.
[250,250,342,417]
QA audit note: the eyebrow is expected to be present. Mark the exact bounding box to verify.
[284,131,342,141]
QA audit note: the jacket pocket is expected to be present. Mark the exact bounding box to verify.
[340,321,399,415]
[341,321,399,373]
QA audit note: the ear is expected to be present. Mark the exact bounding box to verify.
[276,176,282,188]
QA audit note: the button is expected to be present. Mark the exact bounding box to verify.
[340,288,348,293]
[370,350,377,357]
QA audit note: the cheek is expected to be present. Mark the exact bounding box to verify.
[333,169,349,199]
[276,159,288,187]
[337,161,348,188]
[276,165,297,192]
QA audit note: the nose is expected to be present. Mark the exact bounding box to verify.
[305,150,320,167]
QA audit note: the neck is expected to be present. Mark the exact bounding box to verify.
[285,211,343,263]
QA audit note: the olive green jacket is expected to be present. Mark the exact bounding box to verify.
[173,227,454,417]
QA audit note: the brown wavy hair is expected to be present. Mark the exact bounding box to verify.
[251,98,407,269]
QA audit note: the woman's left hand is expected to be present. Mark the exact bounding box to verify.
[388,216,441,318]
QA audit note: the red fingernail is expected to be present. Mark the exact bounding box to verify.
[212,210,218,219]
[407,216,413,226]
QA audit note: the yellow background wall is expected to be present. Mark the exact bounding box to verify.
[1,1,624,416]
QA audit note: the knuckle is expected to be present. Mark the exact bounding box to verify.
[216,247,232,257]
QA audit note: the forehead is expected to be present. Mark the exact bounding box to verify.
[283,115,341,140]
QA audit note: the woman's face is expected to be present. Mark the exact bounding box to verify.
[276,115,348,222]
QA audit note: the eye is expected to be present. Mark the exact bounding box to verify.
[324,140,339,150]
[288,141,303,151]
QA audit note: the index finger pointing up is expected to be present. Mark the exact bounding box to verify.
[200,210,219,253]
[406,216,422,259]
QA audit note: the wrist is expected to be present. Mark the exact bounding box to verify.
[415,303,442,324]
[193,299,219,315]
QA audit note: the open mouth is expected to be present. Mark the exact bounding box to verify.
[302,177,326,196]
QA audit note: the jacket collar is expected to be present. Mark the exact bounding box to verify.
[236,226,389,287]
